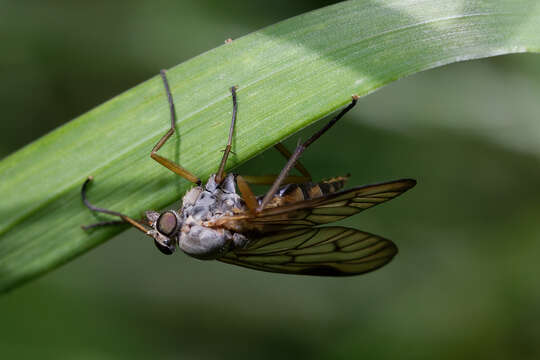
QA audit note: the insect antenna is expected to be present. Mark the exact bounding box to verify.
[81,176,149,233]
[257,95,359,212]
[215,85,238,184]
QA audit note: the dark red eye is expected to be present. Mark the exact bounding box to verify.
[157,212,178,236]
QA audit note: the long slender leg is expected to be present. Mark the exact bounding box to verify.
[81,176,149,233]
[215,86,238,184]
[236,175,257,214]
[82,220,125,230]
[214,88,310,185]
[234,143,312,186]
[236,174,311,214]
[241,174,310,185]
[150,70,201,185]
[235,172,311,215]
[257,95,359,212]
[274,143,311,180]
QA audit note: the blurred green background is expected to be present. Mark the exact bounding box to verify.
[1,1,540,359]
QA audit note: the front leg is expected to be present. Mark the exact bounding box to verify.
[151,70,201,185]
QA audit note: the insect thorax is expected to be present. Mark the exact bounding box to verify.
[177,173,248,259]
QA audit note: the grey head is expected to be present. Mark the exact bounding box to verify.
[145,210,182,255]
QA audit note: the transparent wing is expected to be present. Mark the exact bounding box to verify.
[246,178,416,231]
[219,227,398,276]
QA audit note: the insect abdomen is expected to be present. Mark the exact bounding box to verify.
[263,175,349,206]
[313,176,349,198]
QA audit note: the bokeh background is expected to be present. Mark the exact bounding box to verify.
[2,1,540,359]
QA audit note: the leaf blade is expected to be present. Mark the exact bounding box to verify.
[1,0,539,292]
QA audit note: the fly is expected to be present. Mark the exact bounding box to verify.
[81,70,416,276]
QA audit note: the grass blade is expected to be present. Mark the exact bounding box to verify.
[1,0,539,293]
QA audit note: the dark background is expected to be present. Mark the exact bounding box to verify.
[1,1,540,359]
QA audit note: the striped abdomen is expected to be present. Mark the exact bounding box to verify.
[259,176,349,208]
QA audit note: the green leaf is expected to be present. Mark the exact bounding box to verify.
[1,0,539,293]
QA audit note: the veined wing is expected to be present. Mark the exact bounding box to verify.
[219,227,397,276]
[246,178,416,231]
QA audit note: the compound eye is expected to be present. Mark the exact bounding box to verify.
[157,211,178,236]
[154,239,174,255]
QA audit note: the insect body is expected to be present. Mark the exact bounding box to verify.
[82,70,416,276]
[147,173,249,259]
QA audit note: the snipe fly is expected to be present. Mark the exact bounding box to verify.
[82,70,416,276]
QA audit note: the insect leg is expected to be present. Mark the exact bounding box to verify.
[215,85,238,184]
[235,175,257,214]
[274,143,311,180]
[235,143,313,186]
[257,95,359,212]
[150,70,201,185]
[81,176,149,233]
[81,220,126,230]
[240,174,309,185]
[233,143,312,187]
